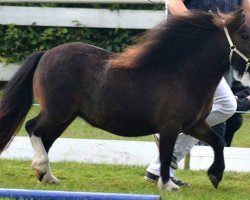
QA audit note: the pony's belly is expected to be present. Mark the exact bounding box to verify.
[97,117,156,137]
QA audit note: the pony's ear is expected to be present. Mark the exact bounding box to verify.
[223,9,246,32]
[233,8,244,20]
[236,9,244,14]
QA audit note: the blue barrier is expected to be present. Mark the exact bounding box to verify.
[0,188,161,200]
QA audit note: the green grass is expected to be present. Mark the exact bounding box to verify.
[230,114,250,147]
[0,159,249,200]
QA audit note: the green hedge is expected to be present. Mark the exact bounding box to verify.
[0,3,164,63]
[0,25,143,63]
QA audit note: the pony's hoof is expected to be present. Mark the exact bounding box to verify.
[34,170,46,182]
[31,159,48,179]
[208,174,220,189]
[42,173,60,184]
[158,177,179,191]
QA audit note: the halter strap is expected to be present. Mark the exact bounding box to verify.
[223,26,250,73]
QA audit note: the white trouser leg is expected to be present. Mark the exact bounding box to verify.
[206,77,236,126]
[146,154,161,177]
[146,133,160,176]
[173,133,198,163]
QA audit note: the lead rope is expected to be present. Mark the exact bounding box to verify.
[223,26,250,73]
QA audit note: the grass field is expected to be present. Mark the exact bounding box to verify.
[0,160,249,200]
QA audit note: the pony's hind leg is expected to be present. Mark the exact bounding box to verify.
[186,121,225,189]
[29,134,49,182]
[26,112,76,184]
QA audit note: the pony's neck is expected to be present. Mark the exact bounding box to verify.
[181,32,229,94]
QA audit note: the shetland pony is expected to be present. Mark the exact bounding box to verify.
[0,11,250,191]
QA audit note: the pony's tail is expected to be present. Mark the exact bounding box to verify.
[0,51,45,154]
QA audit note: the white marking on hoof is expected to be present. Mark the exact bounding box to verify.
[31,158,49,178]
[158,177,179,191]
[30,135,49,179]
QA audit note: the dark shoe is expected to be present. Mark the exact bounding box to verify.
[170,177,189,187]
[170,155,178,170]
[145,172,189,187]
[144,171,159,182]
[197,141,208,146]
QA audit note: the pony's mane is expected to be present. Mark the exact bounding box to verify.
[108,11,246,69]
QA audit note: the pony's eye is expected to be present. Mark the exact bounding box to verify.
[241,34,250,40]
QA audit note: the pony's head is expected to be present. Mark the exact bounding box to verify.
[220,10,250,76]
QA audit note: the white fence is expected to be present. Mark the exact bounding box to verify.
[0,6,165,29]
[0,0,166,29]
[2,136,250,172]
[0,0,166,81]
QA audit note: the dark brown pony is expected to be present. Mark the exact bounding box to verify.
[0,11,250,191]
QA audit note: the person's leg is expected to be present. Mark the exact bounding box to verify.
[146,154,161,179]
[224,114,243,146]
[172,133,198,163]
[212,123,226,140]
[198,123,226,146]
[146,134,178,180]
[145,150,189,186]
[145,134,187,186]
[175,124,226,154]
[205,77,236,126]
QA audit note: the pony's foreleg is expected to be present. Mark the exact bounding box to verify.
[30,135,60,184]
[186,121,225,188]
[158,121,181,191]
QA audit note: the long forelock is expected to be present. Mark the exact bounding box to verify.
[213,11,246,33]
